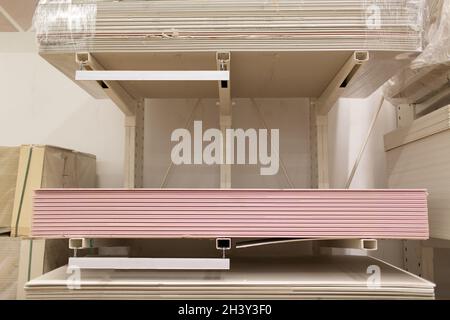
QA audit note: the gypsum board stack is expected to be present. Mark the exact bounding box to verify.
[25,255,435,300]
[34,0,424,53]
[386,106,450,240]
[32,189,429,239]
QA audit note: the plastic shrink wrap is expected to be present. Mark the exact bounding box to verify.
[383,0,450,105]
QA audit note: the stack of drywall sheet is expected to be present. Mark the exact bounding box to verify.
[32,189,429,239]
[34,0,424,53]
[0,237,21,299]
[385,106,450,240]
[0,147,20,233]
[5,145,96,237]
[24,255,435,300]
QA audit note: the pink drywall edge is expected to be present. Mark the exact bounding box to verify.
[32,189,429,240]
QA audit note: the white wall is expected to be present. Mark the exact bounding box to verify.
[144,98,311,188]
[328,90,397,189]
[0,33,124,187]
[327,89,403,267]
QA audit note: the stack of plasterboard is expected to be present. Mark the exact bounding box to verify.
[385,105,450,240]
[34,0,424,52]
[24,255,435,300]
[32,189,429,239]
[0,145,97,237]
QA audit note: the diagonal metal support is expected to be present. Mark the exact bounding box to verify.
[317,51,369,115]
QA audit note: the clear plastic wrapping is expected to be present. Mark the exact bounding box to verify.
[412,0,450,68]
[361,0,425,51]
[33,0,97,48]
[383,0,450,105]
[33,0,425,52]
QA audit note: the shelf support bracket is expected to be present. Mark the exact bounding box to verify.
[217,51,232,188]
[75,52,137,116]
[396,104,415,128]
[317,51,369,115]
[124,99,145,188]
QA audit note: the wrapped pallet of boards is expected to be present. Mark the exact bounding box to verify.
[33,0,425,52]
[0,145,96,236]
[385,106,450,240]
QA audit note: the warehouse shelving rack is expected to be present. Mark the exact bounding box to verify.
[28,48,402,270]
